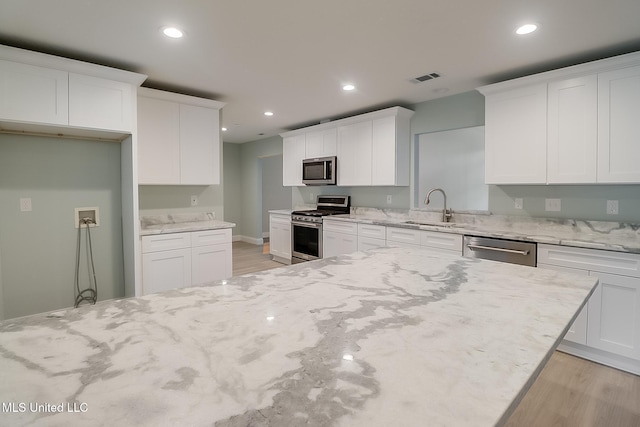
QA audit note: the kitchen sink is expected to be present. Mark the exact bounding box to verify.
[403,220,460,228]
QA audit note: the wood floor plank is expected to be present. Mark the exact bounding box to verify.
[232,241,284,276]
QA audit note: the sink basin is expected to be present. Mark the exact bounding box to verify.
[403,220,459,228]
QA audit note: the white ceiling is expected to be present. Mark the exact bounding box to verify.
[1,0,640,143]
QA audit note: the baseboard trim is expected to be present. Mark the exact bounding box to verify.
[557,341,640,375]
[232,235,264,245]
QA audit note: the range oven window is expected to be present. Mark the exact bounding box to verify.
[292,224,320,258]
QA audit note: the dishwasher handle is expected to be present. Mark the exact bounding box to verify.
[466,243,530,256]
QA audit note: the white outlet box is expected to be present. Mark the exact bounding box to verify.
[74,207,99,228]
[606,200,619,215]
[190,195,198,207]
[19,198,32,212]
[514,198,523,210]
[545,198,561,212]
[386,195,392,204]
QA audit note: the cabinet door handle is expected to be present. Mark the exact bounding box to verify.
[466,244,530,256]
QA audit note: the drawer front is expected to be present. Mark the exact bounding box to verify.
[270,214,291,225]
[538,244,640,277]
[386,227,421,245]
[420,231,463,253]
[358,223,386,239]
[142,233,191,253]
[358,236,386,252]
[191,228,232,247]
[323,220,358,235]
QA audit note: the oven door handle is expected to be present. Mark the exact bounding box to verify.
[466,244,530,256]
[292,221,322,230]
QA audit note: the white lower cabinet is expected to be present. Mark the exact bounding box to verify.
[142,229,232,294]
[142,248,192,294]
[420,230,462,255]
[386,227,421,247]
[357,224,386,252]
[323,220,358,258]
[538,243,640,374]
[537,263,589,345]
[269,213,292,264]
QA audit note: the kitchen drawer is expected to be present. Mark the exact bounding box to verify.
[270,214,291,225]
[358,236,386,252]
[420,231,462,253]
[323,219,358,235]
[386,227,421,246]
[191,228,232,247]
[538,244,640,278]
[358,223,386,239]
[142,233,191,253]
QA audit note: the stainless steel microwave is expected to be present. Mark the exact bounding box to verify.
[302,156,336,185]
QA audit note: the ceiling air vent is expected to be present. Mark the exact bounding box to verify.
[412,72,441,83]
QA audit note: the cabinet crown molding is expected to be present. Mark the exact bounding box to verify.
[280,106,414,138]
[0,44,147,85]
[477,50,640,95]
[138,87,225,109]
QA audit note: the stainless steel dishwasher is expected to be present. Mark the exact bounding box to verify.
[463,235,536,267]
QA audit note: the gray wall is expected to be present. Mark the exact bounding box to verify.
[0,134,124,319]
[223,142,242,236]
[235,136,283,240]
[261,155,291,235]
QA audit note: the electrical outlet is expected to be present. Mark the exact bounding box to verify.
[190,195,198,207]
[606,200,619,215]
[514,198,523,210]
[20,198,32,212]
[545,198,561,212]
[386,195,392,204]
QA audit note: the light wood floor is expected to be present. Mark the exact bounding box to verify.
[506,351,640,426]
[231,243,640,426]
[231,241,284,276]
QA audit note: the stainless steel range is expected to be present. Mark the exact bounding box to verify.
[291,195,350,264]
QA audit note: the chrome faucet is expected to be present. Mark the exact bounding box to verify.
[424,188,452,222]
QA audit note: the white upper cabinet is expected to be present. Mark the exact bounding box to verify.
[597,65,640,183]
[478,51,640,185]
[68,73,134,132]
[337,121,373,186]
[305,128,337,158]
[137,88,225,185]
[0,45,145,138]
[0,59,68,125]
[372,113,411,186]
[483,83,548,184]
[137,96,181,184]
[179,104,220,185]
[282,134,306,186]
[547,75,598,183]
[281,106,413,187]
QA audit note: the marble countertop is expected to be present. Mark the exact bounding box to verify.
[0,246,597,426]
[140,212,235,236]
[325,213,640,254]
[268,209,292,215]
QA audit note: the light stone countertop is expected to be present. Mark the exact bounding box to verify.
[268,209,293,215]
[325,212,640,254]
[0,246,597,426]
[139,212,235,236]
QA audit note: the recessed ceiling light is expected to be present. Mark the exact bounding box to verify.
[515,23,538,35]
[264,111,274,116]
[343,84,356,91]
[221,127,227,132]
[162,27,184,38]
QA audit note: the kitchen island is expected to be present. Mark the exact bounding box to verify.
[0,246,597,426]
